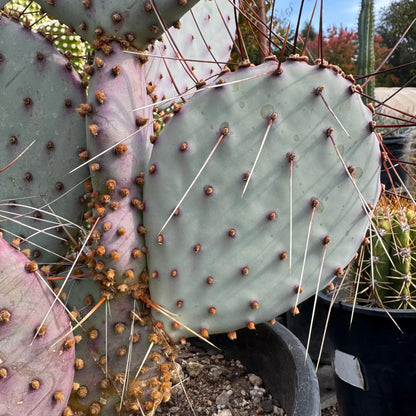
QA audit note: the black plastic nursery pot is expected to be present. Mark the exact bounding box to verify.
[192,322,321,416]
[381,135,410,189]
[319,291,416,416]
[286,294,335,364]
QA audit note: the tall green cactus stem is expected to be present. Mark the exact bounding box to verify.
[144,58,381,340]
[357,0,375,102]
[145,0,237,108]
[350,196,416,309]
[83,44,153,291]
[0,236,75,415]
[0,14,89,263]
[34,0,201,52]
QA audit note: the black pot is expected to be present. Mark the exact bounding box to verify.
[191,322,321,416]
[381,135,410,189]
[319,291,416,416]
[286,294,335,364]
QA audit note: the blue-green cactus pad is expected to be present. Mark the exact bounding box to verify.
[0,15,89,263]
[144,60,382,339]
[145,0,237,108]
[34,0,201,51]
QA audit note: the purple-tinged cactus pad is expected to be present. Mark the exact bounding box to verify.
[34,0,201,51]
[61,279,175,416]
[144,59,382,340]
[84,44,153,288]
[0,14,89,263]
[0,237,75,415]
[145,0,238,108]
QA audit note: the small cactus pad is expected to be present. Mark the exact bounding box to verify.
[145,0,237,108]
[144,59,382,339]
[0,14,89,263]
[0,236,75,415]
[34,0,201,51]
[62,279,175,416]
[83,44,153,288]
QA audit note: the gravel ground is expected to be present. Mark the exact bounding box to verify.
[322,406,340,415]
[156,341,286,416]
[154,339,341,416]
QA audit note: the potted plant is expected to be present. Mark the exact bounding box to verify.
[319,192,416,416]
[0,1,386,415]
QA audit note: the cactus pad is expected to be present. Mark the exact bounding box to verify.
[145,0,237,108]
[144,59,382,339]
[83,44,153,289]
[0,14,89,263]
[34,0,201,51]
[59,279,175,416]
[0,236,75,415]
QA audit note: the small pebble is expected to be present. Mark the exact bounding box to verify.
[214,410,232,416]
[216,390,232,406]
[186,361,205,377]
[171,362,184,384]
[208,365,223,382]
[261,398,274,413]
[249,374,263,386]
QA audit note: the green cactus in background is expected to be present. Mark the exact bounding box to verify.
[347,193,416,309]
[357,0,375,102]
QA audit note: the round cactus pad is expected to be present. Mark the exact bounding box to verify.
[144,59,382,339]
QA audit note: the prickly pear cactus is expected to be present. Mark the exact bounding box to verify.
[145,0,238,108]
[0,14,89,263]
[68,294,173,416]
[144,58,382,339]
[0,236,75,415]
[0,1,388,414]
[51,279,175,416]
[34,0,201,51]
[81,43,153,289]
[4,0,92,72]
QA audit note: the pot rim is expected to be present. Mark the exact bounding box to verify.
[318,290,416,319]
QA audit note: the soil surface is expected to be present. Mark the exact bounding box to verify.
[322,406,339,415]
[156,341,286,416]
[155,339,341,416]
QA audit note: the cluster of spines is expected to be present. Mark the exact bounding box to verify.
[62,292,175,415]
